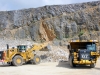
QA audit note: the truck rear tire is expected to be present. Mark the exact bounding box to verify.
[32,55,41,65]
[69,56,76,67]
[90,63,95,68]
[12,55,23,66]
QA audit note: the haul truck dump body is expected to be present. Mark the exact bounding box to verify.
[0,42,50,66]
[68,40,100,68]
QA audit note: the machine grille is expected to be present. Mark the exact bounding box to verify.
[79,50,90,60]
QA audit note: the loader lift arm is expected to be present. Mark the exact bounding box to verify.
[26,42,50,52]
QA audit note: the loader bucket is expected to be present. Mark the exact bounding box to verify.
[40,44,52,51]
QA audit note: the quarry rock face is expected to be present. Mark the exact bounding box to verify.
[0,1,100,41]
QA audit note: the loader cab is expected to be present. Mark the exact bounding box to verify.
[17,45,27,52]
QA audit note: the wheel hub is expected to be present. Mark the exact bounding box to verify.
[36,58,39,62]
[16,58,21,64]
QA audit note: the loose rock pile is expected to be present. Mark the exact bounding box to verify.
[37,45,69,62]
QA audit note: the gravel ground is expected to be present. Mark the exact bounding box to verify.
[0,60,100,75]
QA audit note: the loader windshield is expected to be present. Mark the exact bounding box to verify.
[17,45,27,51]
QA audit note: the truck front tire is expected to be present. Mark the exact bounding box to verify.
[90,63,95,68]
[69,56,76,67]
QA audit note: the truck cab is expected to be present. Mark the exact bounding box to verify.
[68,40,99,68]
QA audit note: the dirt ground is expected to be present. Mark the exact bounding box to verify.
[0,60,100,75]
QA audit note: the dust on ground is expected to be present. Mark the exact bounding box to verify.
[0,60,100,75]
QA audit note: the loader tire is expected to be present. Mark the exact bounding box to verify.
[90,63,95,68]
[69,56,76,67]
[32,55,41,65]
[12,55,23,66]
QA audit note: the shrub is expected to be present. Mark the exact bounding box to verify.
[78,30,84,36]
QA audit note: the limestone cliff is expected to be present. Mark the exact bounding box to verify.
[0,1,100,42]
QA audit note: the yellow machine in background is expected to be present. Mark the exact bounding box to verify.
[0,42,50,66]
[68,40,100,68]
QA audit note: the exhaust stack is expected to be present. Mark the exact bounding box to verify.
[7,44,9,49]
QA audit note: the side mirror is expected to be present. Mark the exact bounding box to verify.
[67,45,70,49]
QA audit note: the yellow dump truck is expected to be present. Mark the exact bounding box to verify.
[68,40,100,68]
[0,42,50,66]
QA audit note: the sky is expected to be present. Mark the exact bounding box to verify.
[0,0,99,11]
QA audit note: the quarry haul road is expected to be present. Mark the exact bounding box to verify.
[0,60,100,75]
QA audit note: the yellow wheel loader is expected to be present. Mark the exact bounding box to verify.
[0,42,50,66]
[68,40,100,68]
